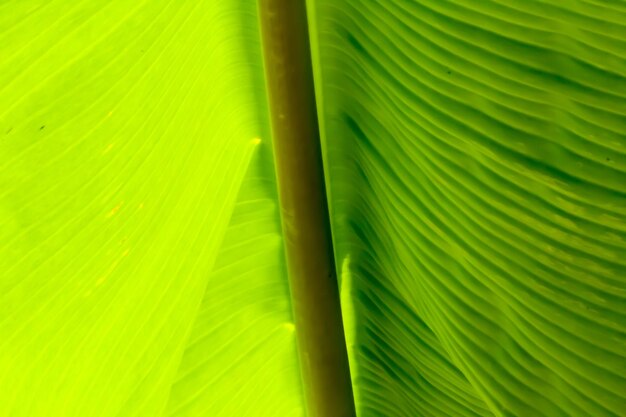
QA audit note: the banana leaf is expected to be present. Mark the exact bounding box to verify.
[308,0,626,415]
[1,1,303,416]
[1,0,625,416]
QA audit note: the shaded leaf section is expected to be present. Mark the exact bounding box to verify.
[308,0,626,416]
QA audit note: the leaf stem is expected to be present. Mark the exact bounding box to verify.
[258,1,356,416]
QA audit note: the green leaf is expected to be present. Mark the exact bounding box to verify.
[308,0,626,416]
[0,1,306,416]
[4,1,626,416]
[164,149,305,417]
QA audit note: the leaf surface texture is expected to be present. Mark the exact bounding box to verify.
[307,0,626,416]
[0,1,303,416]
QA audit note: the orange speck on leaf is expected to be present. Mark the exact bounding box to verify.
[106,203,123,218]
